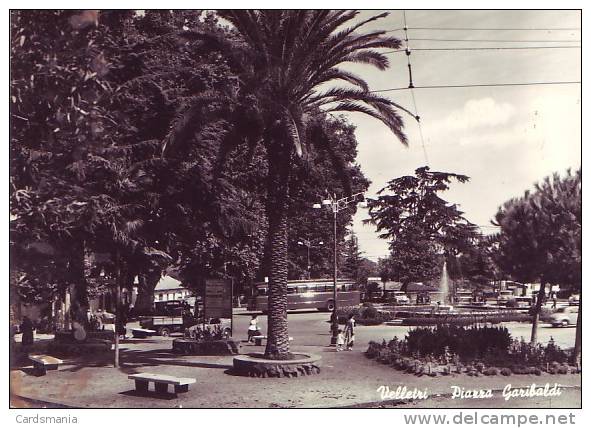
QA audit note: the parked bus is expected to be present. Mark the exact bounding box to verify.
[247,279,360,312]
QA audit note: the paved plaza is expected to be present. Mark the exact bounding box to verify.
[11,310,580,408]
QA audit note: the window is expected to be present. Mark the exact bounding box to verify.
[158,293,163,301]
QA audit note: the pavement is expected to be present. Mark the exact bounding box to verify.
[10,310,581,409]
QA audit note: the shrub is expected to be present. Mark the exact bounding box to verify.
[500,368,512,376]
[405,325,512,360]
[484,367,499,376]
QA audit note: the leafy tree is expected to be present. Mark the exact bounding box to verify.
[367,166,478,291]
[286,117,370,280]
[446,234,500,290]
[10,10,134,325]
[494,169,581,354]
[108,10,269,311]
[342,231,362,278]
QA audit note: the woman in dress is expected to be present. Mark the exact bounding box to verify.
[344,314,355,350]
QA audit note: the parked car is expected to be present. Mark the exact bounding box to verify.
[549,306,579,327]
[384,291,410,305]
[568,294,580,306]
[506,296,533,308]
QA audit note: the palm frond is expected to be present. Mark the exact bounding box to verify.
[323,101,407,145]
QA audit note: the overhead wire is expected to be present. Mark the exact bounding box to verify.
[386,26,580,32]
[402,11,429,166]
[407,37,581,43]
[371,81,581,93]
[383,45,581,53]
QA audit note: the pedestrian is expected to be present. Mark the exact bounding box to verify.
[20,316,34,352]
[344,314,355,351]
[336,329,345,352]
[247,314,260,342]
[116,306,129,339]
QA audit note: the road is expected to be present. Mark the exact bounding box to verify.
[226,309,577,349]
[17,309,575,350]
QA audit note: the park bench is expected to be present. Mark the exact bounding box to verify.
[252,335,293,346]
[29,354,63,376]
[128,373,196,395]
[131,328,156,339]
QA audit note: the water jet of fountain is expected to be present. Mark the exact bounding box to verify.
[439,260,450,305]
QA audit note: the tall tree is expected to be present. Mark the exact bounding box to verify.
[10,10,132,324]
[367,167,478,291]
[494,169,581,350]
[165,11,410,358]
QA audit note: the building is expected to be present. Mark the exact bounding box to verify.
[154,275,191,302]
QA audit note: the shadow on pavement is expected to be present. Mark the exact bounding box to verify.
[119,389,177,400]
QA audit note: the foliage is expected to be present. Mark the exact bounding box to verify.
[365,327,579,376]
[494,169,581,288]
[405,325,512,359]
[400,313,531,326]
[367,167,478,290]
[493,169,581,350]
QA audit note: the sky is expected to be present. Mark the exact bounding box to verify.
[333,10,582,262]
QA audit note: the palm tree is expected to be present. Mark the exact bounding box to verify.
[166,11,411,359]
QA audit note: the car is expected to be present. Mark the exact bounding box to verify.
[384,291,410,305]
[549,306,579,327]
[568,294,580,305]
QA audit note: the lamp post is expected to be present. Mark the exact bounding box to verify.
[297,238,324,279]
[314,192,365,345]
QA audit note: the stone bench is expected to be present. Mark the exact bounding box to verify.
[128,373,196,395]
[29,354,63,376]
[252,335,293,346]
[131,328,156,339]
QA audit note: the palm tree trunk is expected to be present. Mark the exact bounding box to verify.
[263,140,292,359]
[530,279,546,345]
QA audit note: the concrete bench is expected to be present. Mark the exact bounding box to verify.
[29,355,63,376]
[128,373,196,394]
[131,328,156,339]
[252,335,293,346]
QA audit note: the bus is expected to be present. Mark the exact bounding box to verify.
[247,279,361,312]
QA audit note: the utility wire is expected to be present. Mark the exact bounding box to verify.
[371,81,581,93]
[387,27,581,32]
[383,45,581,53]
[408,37,581,43]
[402,11,429,166]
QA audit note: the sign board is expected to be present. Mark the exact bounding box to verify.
[204,278,233,319]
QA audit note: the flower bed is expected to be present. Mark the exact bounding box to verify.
[336,304,397,325]
[365,326,580,377]
[401,313,531,326]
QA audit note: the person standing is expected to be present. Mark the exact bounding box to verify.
[20,316,34,352]
[344,314,355,351]
[247,314,260,342]
[336,329,345,352]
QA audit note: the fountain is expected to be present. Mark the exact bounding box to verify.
[436,261,454,312]
[439,260,450,304]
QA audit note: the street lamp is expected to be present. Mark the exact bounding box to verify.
[297,238,324,279]
[314,192,365,345]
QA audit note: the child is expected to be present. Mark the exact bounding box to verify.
[336,329,345,351]
[247,314,260,342]
[344,314,355,350]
